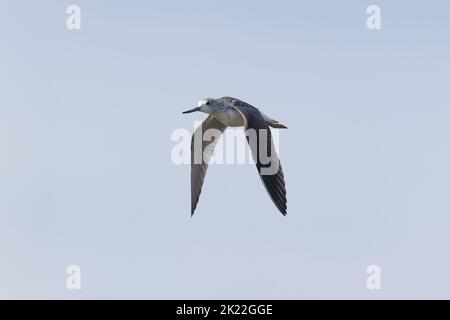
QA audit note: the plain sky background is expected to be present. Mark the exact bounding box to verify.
[1,0,450,299]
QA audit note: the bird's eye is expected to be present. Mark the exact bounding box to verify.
[206,101,211,105]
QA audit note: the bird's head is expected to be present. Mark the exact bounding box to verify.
[183,98,217,114]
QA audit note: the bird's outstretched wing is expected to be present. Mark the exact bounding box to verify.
[190,115,227,215]
[231,99,287,215]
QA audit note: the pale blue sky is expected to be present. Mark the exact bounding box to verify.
[1,1,450,299]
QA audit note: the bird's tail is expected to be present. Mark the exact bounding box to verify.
[267,120,288,129]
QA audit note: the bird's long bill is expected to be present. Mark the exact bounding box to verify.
[182,107,201,114]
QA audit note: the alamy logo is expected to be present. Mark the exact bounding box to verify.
[66,5,81,30]
[366,265,382,290]
[366,5,381,30]
[66,265,81,290]
[171,123,282,176]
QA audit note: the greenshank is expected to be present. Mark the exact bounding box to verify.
[183,97,288,216]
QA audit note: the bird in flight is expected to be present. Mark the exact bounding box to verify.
[183,97,288,216]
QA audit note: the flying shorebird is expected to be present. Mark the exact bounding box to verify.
[183,96,288,216]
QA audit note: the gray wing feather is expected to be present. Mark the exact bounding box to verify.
[230,98,288,215]
[190,115,227,216]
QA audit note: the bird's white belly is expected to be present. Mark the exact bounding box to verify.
[213,109,244,127]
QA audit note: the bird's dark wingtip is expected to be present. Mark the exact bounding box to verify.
[191,205,197,217]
